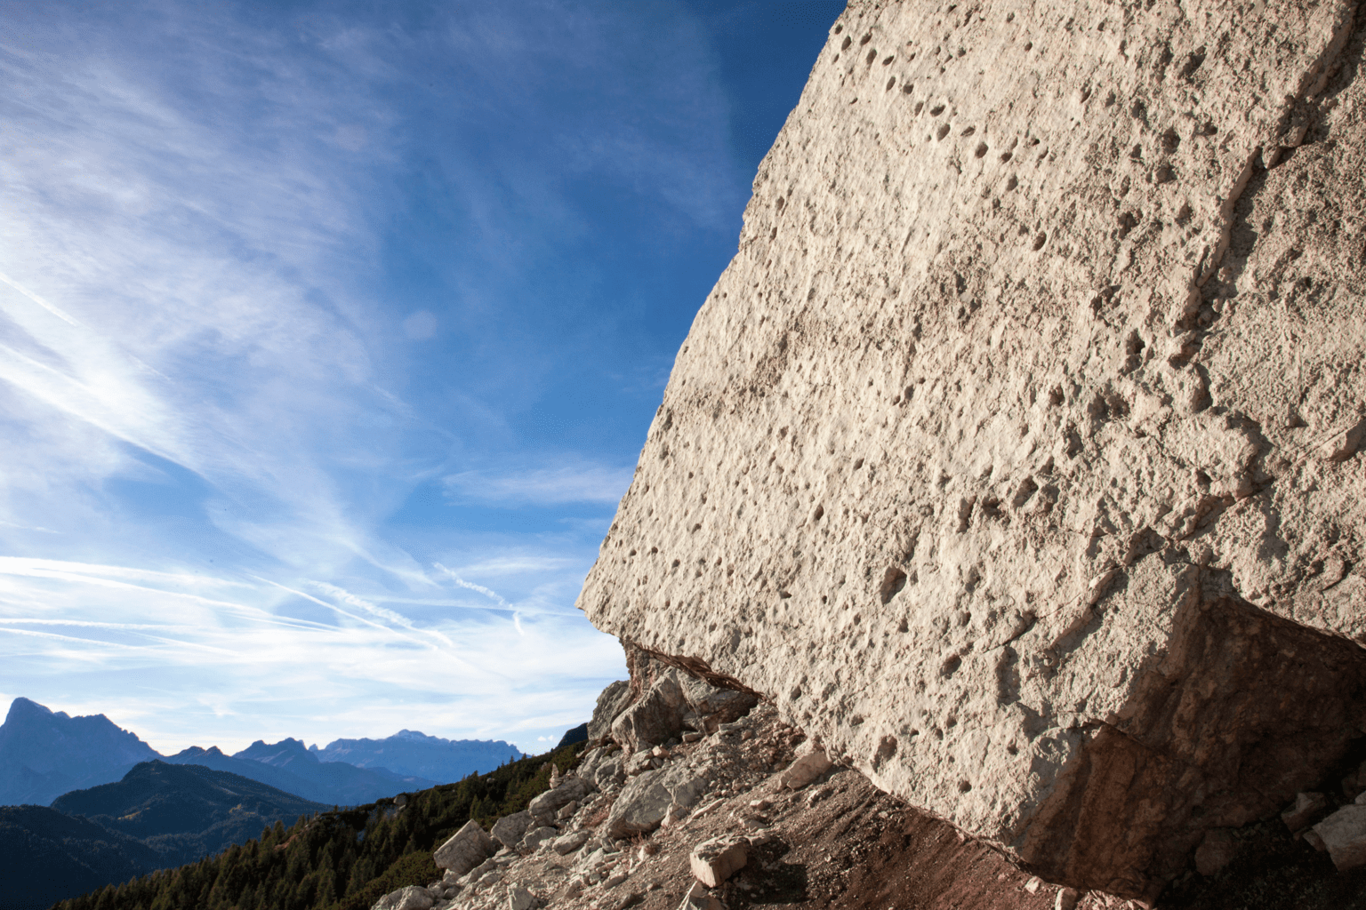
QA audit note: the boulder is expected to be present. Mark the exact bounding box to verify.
[434,820,496,876]
[611,672,689,752]
[781,749,833,790]
[577,0,1366,897]
[605,769,674,838]
[689,835,748,888]
[490,810,534,849]
[552,830,591,855]
[1312,805,1366,871]
[656,760,710,808]
[678,674,758,726]
[507,884,539,910]
[519,825,560,853]
[593,755,626,791]
[590,680,633,743]
[370,885,434,910]
[1282,791,1328,832]
[528,775,595,825]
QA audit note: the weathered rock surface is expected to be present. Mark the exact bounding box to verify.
[371,885,436,910]
[1312,804,1366,870]
[689,835,748,887]
[413,695,1070,910]
[605,769,675,838]
[579,0,1366,897]
[528,775,595,826]
[491,810,534,849]
[435,820,496,876]
[612,675,690,753]
[589,681,633,744]
[780,748,833,791]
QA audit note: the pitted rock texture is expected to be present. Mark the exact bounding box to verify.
[579,0,1366,898]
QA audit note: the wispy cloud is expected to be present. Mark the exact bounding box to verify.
[433,564,511,607]
[0,0,767,754]
[443,460,633,507]
[0,554,624,752]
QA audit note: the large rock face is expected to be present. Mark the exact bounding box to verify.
[579,0,1366,898]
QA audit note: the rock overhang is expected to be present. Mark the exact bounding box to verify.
[578,0,1366,897]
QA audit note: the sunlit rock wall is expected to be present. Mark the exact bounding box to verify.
[579,0,1366,897]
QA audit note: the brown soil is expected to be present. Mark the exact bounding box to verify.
[617,769,1065,910]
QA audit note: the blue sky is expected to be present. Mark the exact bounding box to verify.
[0,0,840,755]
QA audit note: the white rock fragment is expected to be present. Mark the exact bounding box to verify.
[507,883,539,910]
[689,835,748,888]
[434,820,496,876]
[780,748,832,790]
[490,811,534,849]
[1312,804,1366,871]
[679,882,724,910]
[1281,791,1328,832]
[369,885,434,910]
[552,830,591,855]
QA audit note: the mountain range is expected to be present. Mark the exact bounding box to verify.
[2,761,328,910]
[51,761,327,862]
[311,729,526,781]
[0,697,521,808]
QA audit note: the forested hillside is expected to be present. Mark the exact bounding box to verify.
[51,741,584,910]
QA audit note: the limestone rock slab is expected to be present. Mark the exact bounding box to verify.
[527,775,594,825]
[371,885,434,910]
[1312,805,1366,871]
[605,769,674,838]
[781,748,833,790]
[578,0,1366,898]
[491,810,534,849]
[590,681,632,743]
[434,820,495,875]
[689,835,748,888]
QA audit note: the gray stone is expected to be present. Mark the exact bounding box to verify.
[605,769,674,838]
[592,755,626,790]
[466,857,499,883]
[781,749,833,790]
[689,835,748,888]
[552,829,591,855]
[490,810,534,849]
[678,674,758,725]
[612,672,690,752]
[626,749,658,775]
[434,820,496,876]
[371,885,434,910]
[528,775,595,824]
[1312,805,1366,871]
[590,680,633,743]
[519,825,560,853]
[671,775,708,808]
[1282,791,1328,832]
[507,884,538,910]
